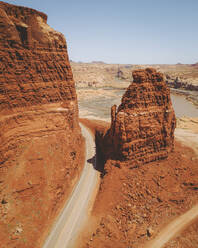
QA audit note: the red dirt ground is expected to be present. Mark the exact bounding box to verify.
[78,118,198,248]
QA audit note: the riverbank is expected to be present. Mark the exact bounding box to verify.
[170,88,198,107]
[72,62,198,108]
[77,87,198,120]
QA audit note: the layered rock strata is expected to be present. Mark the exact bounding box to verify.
[0,2,84,248]
[107,68,176,164]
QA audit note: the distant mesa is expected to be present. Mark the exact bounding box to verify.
[191,62,198,67]
[91,61,106,64]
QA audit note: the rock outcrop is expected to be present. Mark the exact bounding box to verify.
[108,68,176,164]
[0,2,84,248]
[166,76,198,91]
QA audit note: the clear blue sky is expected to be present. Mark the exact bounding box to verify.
[3,0,198,64]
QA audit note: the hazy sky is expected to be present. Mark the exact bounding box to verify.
[3,0,198,64]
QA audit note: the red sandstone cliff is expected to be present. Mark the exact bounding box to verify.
[100,68,176,165]
[0,2,84,247]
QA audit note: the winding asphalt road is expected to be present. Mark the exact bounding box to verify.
[43,123,99,248]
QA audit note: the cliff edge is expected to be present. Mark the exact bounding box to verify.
[0,2,84,248]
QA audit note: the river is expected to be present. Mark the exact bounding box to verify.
[78,88,198,121]
[171,94,198,117]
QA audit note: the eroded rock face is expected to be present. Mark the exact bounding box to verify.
[109,68,176,164]
[0,1,75,110]
[0,2,84,247]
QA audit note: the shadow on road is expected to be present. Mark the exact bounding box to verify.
[87,154,105,176]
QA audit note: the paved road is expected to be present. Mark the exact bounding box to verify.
[43,123,99,248]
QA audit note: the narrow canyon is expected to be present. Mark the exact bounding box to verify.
[0,1,198,248]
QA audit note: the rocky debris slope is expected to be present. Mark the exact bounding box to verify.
[102,68,176,165]
[0,2,84,248]
[79,119,198,248]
